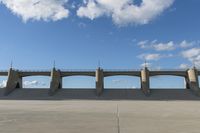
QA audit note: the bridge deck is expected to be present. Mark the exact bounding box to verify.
[103,71,140,77]
[19,72,51,77]
[0,72,8,76]
[61,71,95,77]
[150,71,187,77]
[0,69,200,77]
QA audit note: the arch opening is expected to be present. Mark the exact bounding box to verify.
[150,75,185,89]
[62,76,95,89]
[104,76,140,89]
[0,76,7,89]
[22,76,50,89]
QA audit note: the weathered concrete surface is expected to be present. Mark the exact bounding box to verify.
[187,68,200,95]
[0,100,200,133]
[96,68,104,96]
[141,67,150,96]
[49,68,62,96]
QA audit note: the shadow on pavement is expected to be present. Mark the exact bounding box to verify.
[0,88,200,100]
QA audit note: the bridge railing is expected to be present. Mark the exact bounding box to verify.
[60,69,96,72]
[18,69,51,72]
[104,69,141,72]
[149,69,188,71]
[0,68,193,73]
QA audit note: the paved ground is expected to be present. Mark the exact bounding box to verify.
[0,100,200,133]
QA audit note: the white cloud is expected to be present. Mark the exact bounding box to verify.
[181,48,200,67]
[152,41,175,51]
[140,62,152,68]
[179,40,195,48]
[0,80,7,88]
[77,0,174,26]
[23,80,47,88]
[1,0,69,22]
[138,53,174,61]
[137,40,175,51]
[138,53,161,61]
[137,40,200,51]
[0,80,47,88]
[77,0,105,20]
[137,40,149,48]
[179,63,189,69]
[140,62,161,70]
[182,48,200,60]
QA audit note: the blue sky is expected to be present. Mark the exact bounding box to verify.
[0,0,200,88]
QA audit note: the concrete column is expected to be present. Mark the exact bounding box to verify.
[4,68,22,96]
[186,67,200,95]
[184,77,190,89]
[49,68,62,96]
[96,67,104,96]
[141,67,150,96]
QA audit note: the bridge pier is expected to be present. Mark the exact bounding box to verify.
[49,68,62,96]
[96,67,104,96]
[4,68,22,96]
[185,77,190,89]
[186,67,200,95]
[141,67,150,96]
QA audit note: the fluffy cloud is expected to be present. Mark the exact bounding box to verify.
[140,62,152,68]
[23,80,47,88]
[152,41,175,51]
[137,40,200,51]
[138,53,173,61]
[137,40,175,51]
[0,0,69,22]
[77,0,174,26]
[0,80,7,88]
[0,80,47,88]
[179,63,189,69]
[181,48,200,67]
[179,40,196,48]
[138,53,161,61]
[137,40,149,48]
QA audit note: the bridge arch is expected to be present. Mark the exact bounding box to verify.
[62,75,95,89]
[22,76,50,88]
[150,75,186,89]
[104,75,140,89]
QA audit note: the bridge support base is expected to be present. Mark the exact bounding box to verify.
[49,68,62,96]
[4,68,22,96]
[96,68,104,96]
[186,68,200,96]
[141,67,150,96]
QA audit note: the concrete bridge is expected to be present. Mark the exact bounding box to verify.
[0,67,200,96]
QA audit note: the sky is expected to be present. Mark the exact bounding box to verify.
[0,0,200,89]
